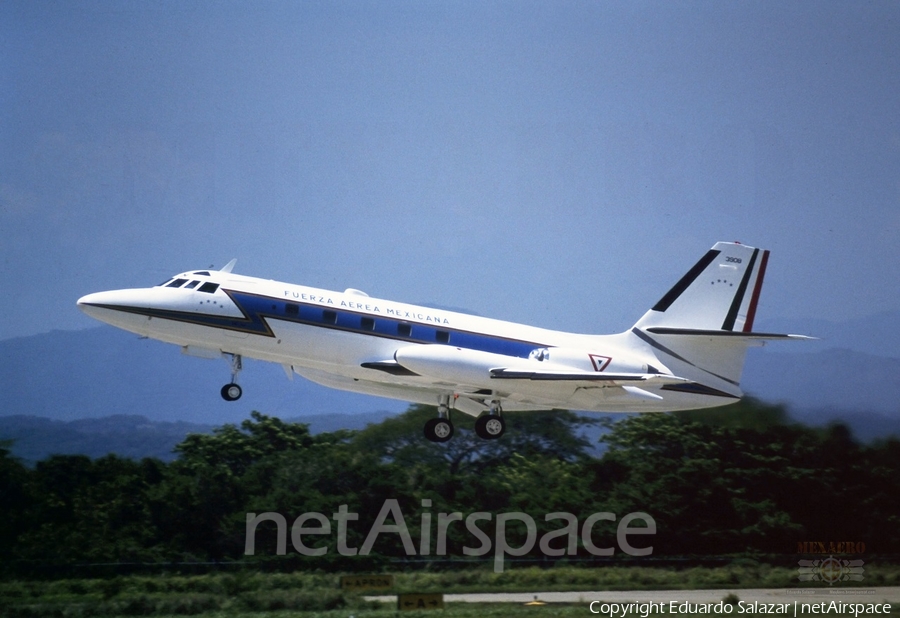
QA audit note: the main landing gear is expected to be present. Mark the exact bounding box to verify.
[475,400,505,440]
[423,396,506,442]
[424,395,454,443]
[220,354,243,401]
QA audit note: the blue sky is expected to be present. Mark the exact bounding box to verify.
[2,1,899,343]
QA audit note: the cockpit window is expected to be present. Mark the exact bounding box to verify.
[166,278,189,288]
[192,271,211,276]
[198,282,219,294]
[157,279,173,287]
[184,280,200,290]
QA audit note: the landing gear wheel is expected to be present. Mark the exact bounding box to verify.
[221,383,242,401]
[424,417,454,443]
[475,414,505,440]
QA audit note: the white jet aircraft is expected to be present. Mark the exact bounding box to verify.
[77,241,808,442]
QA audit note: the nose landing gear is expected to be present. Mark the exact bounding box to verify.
[221,382,242,401]
[220,354,243,401]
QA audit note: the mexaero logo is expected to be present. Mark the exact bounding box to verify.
[798,555,865,585]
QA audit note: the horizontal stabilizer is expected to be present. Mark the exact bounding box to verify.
[645,327,816,341]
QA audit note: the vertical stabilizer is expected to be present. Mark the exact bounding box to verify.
[634,242,769,332]
[630,242,772,393]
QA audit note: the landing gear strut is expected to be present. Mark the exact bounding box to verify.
[475,400,505,440]
[221,354,243,401]
[424,394,454,443]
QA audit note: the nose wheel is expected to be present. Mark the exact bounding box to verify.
[221,383,242,401]
[221,354,243,401]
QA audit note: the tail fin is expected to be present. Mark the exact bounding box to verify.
[630,242,799,395]
[635,241,769,332]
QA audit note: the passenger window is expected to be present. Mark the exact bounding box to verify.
[198,282,219,293]
[184,280,200,289]
[361,317,375,331]
[397,323,412,337]
[436,330,450,343]
[166,278,188,288]
[323,310,337,324]
[285,303,299,316]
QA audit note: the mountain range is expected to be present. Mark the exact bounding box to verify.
[1,314,898,463]
[0,411,396,464]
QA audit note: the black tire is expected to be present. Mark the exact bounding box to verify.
[221,383,242,401]
[424,417,454,443]
[475,414,505,439]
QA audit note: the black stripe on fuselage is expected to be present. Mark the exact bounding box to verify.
[661,383,739,399]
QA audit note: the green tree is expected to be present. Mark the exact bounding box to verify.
[15,454,166,563]
[0,442,31,561]
[160,411,332,560]
[594,399,900,555]
[352,405,595,474]
[174,411,317,476]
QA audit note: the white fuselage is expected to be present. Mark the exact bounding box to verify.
[77,268,733,415]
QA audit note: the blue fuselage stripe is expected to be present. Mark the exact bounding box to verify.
[232,290,546,358]
[92,289,549,360]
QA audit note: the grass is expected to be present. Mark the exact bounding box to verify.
[1,564,898,617]
[8,607,898,618]
[5,608,897,618]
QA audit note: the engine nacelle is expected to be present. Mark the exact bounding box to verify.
[528,346,661,375]
[392,344,667,394]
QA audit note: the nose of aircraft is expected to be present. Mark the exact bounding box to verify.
[77,290,118,312]
[78,290,121,321]
[77,288,162,335]
[77,288,151,320]
[76,291,103,310]
[77,291,101,316]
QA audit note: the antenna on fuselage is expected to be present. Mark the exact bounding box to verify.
[220,259,238,273]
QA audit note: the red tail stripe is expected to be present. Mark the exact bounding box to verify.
[743,249,769,332]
